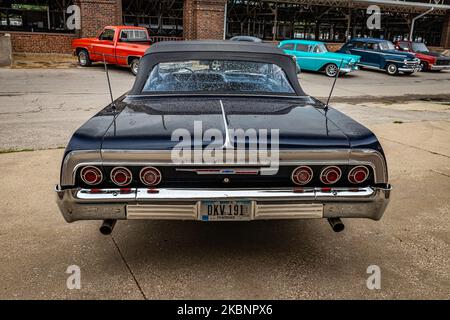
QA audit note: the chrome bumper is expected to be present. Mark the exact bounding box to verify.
[340,66,358,73]
[430,65,450,70]
[55,185,392,222]
[399,65,420,72]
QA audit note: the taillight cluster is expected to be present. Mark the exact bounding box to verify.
[291,165,369,185]
[78,166,162,187]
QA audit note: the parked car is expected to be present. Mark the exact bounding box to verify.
[230,35,262,43]
[72,26,151,75]
[278,40,360,77]
[337,38,420,75]
[394,40,450,72]
[55,41,391,235]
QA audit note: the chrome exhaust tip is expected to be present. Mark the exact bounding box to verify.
[328,218,345,232]
[99,219,117,235]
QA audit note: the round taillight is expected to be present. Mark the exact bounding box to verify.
[110,167,132,186]
[320,166,342,185]
[80,166,103,185]
[139,167,162,186]
[348,166,369,184]
[291,166,313,185]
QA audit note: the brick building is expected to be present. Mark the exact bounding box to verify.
[0,0,449,54]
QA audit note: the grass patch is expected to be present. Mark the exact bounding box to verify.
[0,146,65,154]
[0,148,35,154]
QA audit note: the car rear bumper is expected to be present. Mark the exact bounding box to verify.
[55,185,392,222]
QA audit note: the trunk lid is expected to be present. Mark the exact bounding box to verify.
[101,96,350,150]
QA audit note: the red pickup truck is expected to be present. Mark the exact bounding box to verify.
[394,40,450,72]
[72,26,151,75]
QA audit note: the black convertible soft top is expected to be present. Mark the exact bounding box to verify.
[144,40,285,56]
[130,40,305,96]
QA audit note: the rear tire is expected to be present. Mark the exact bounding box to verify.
[130,58,140,76]
[386,63,398,75]
[324,63,339,77]
[77,49,91,67]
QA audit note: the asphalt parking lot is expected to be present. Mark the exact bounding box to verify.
[0,66,449,299]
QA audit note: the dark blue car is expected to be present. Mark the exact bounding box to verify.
[55,41,392,235]
[337,38,420,75]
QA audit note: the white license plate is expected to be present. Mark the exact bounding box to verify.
[199,200,252,221]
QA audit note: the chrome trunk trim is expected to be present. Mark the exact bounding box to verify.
[60,149,388,186]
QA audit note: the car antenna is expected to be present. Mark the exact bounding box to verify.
[102,54,116,112]
[324,59,343,110]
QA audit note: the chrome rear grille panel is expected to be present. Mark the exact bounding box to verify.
[126,201,324,220]
[127,203,198,220]
[255,203,323,219]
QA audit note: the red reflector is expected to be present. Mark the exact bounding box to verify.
[89,188,103,194]
[120,188,132,194]
[355,171,365,181]
[115,172,127,184]
[293,187,304,193]
[321,187,332,192]
[147,188,160,194]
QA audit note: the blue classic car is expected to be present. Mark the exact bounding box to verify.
[56,41,391,235]
[337,38,421,75]
[278,40,360,77]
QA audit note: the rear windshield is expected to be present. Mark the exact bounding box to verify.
[120,29,148,42]
[142,59,295,95]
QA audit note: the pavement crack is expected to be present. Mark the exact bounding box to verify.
[431,169,450,178]
[110,235,147,300]
[379,136,450,159]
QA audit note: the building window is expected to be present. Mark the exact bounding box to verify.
[0,0,75,33]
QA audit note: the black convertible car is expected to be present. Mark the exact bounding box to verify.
[56,41,391,235]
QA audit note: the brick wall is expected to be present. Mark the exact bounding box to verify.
[8,32,76,54]
[183,0,226,40]
[76,0,122,38]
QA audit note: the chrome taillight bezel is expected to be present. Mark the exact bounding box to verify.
[80,166,103,186]
[139,167,162,186]
[110,167,133,186]
[291,166,313,185]
[320,166,342,185]
[348,165,369,184]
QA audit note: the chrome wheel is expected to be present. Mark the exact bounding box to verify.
[211,60,222,71]
[325,64,338,77]
[78,51,87,66]
[386,63,398,75]
[130,59,140,76]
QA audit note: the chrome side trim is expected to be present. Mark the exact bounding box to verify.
[60,149,388,186]
[219,99,233,149]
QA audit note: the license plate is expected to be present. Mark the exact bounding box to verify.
[199,200,252,221]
